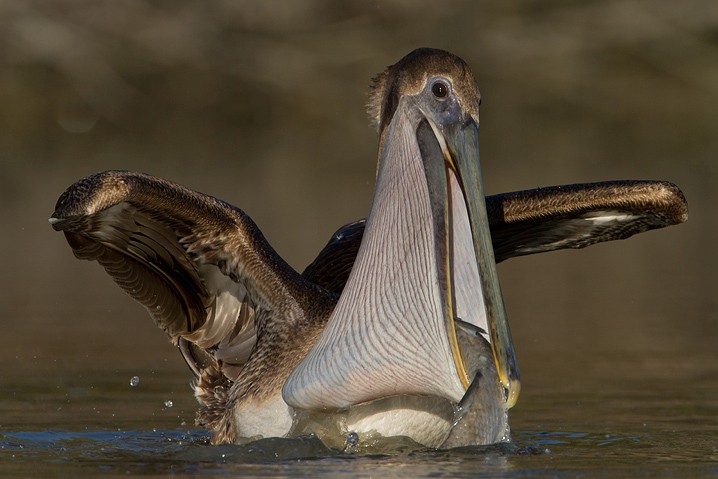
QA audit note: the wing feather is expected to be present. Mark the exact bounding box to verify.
[488,180,688,260]
[51,170,310,381]
[303,180,687,294]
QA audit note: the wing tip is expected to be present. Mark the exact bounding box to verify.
[649,180,688,225]
[52,170,136,222]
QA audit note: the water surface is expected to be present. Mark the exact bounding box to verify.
[2,350,715,477]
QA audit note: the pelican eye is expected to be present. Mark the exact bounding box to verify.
[431,80,449,99]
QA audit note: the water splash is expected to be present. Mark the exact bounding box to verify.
[342,431,359,453]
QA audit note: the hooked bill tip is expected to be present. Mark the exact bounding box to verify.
[503,377,520,409]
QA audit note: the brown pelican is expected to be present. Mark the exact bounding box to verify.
[49,48,687,449]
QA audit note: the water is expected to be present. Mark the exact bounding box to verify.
[2,422,715,478]
[1,351,715,477]
[2,0,717,477]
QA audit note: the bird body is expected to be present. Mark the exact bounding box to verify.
[50,49,687,449]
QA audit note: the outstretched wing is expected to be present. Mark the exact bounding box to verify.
[50,170,312,381]
[303,180,688,294]
[486,180,687,261]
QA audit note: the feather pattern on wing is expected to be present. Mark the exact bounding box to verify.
[51,170,325,382]
[302,180,687,294]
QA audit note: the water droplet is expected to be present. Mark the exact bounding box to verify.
[343,431,360,453]
[164,400,173,408]
[129,376,140,387]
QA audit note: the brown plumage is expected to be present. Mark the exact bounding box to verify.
[303,180,687,296]
[50,48,687,446]
[367,48,481,133]
[53,170,335,444]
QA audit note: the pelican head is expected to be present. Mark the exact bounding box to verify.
[283,49,520,424]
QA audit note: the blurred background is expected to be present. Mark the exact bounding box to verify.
[1,0,716,429]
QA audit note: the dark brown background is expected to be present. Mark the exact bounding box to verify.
[1,1,715,417]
